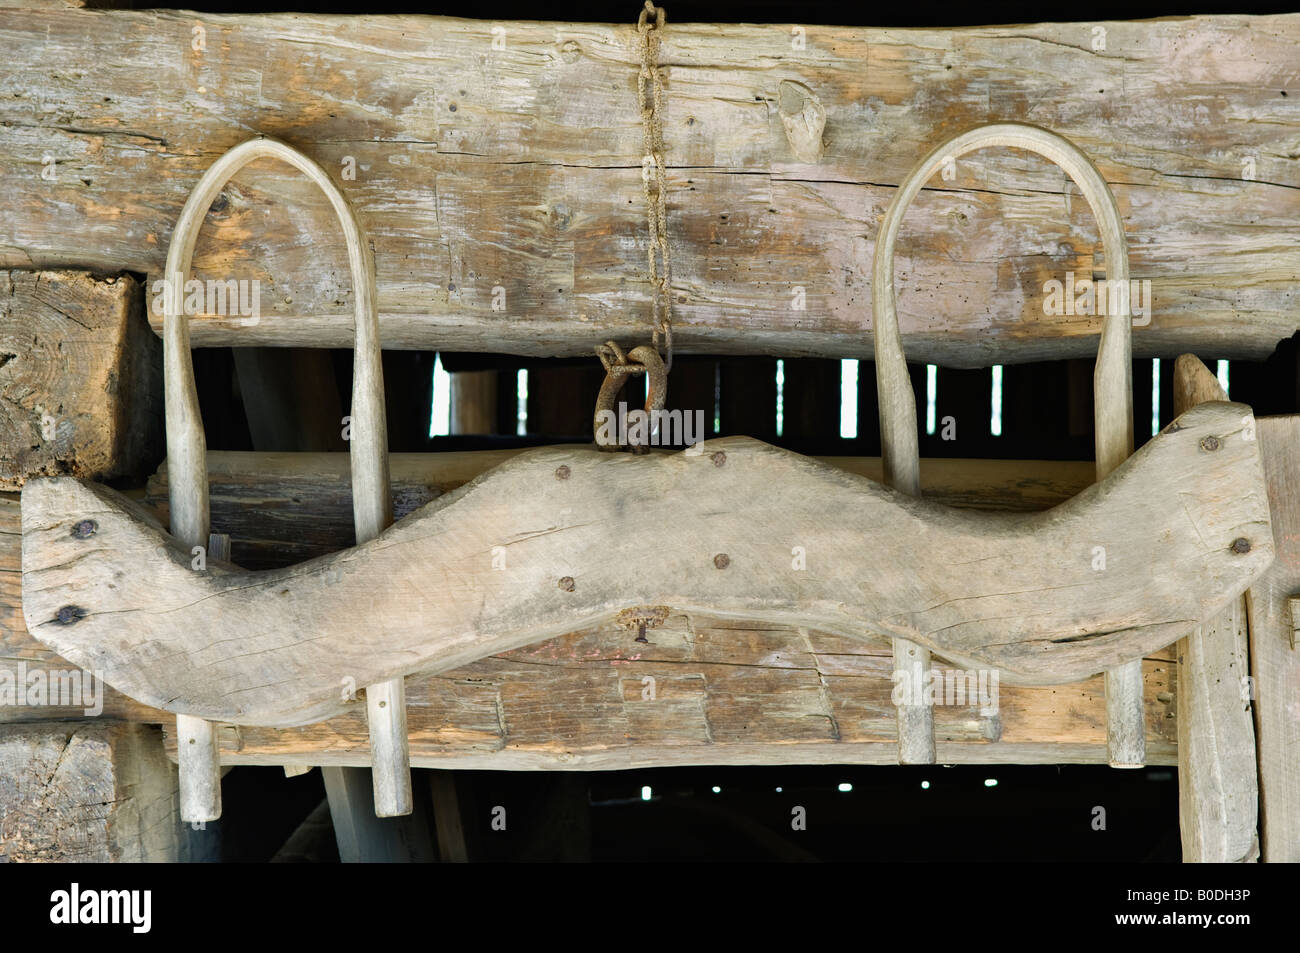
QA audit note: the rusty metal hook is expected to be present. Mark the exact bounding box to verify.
[593,342,668,452]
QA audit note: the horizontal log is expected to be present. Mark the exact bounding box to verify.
[2,11,1297,362]
[159,621,1178,769]
[0,271,161,490]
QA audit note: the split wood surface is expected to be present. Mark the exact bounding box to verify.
[0,271,160,491]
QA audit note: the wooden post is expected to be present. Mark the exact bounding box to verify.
[0,723,184,862]
[1248,414,1300,861]
[0,270,161,491]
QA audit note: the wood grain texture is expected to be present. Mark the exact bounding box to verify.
[1173,355,1258,861]
[20,401,1271,727]
[1,491,1182,766]
[145,451,1099,569]
[0,270,160,491]
[162,624,1180,769]
[1248,415,1300,862]
[1,453,1095,724]
[1,10,1297,362]
[0,722,181,862]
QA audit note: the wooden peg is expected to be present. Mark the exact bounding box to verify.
[778,80,825,163]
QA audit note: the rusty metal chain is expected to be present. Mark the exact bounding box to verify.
[637,0,672,373]
[593,340,667,453]
[591,2,673,448]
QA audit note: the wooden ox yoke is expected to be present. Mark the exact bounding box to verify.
[20,400,1273,729]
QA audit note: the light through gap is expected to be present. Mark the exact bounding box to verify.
[713,362,721,435]
[516,368,528,436]
[990,365,1003,436]
[429,352,451,437]
[1217,360,1230,397]
[1151,359,1160,437]
[840,359,859,439]
[776,359,785,438]
[926,364,938,435]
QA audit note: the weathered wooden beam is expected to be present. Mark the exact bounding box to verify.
[2,481,1182,767]
[0,270,161,491]
[0,451,1093,723]
[320,763,435,862]
[161,621,1179,769]
[2,11,1296,363]
[1172,355,1258,862]
[1248,415,1300,862]
[22,404,1269,727]
[0,722,183,862]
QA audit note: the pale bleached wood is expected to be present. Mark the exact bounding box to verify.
[4,482,1185,765]
[1247,416,1300,862]
[0,270,160,491]
[142,452,1100,568]
[1,11,1297,362]
[20,401,1272,728]
[872,124,1134,766]
[0,454,1099,724]
[175,713,221,825]
[176,531,228,824]
[365,677,411,817]
[161,138,408,817]
[1172,354,1258,861]
[892,636,933,764]
[0,482,1180,770]
[777,80,825,164]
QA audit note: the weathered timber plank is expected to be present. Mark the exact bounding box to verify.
[0,270,161,490]
[1248,415,1300,862]
[1173,356,1258,862]
[1,12,1296,362]
[0,722,182,862]
[163,621,1178,768]
[21,403,1270,725]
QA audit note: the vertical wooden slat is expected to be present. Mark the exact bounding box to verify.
[450,370,498,435]
[1248,414,1300,862]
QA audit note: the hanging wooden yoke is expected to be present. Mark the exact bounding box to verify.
[871,123,1141,765]
[17,127,1275,778]
[154,137,409,821]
